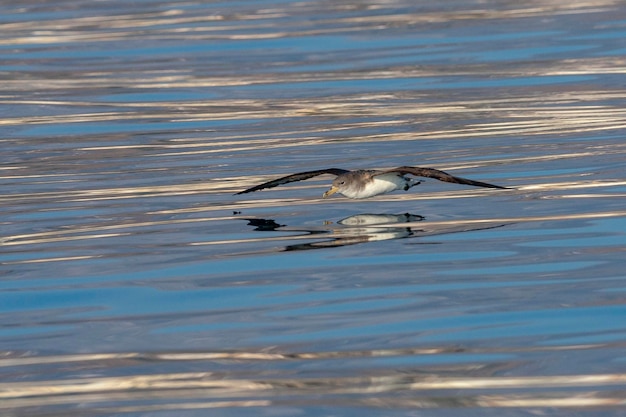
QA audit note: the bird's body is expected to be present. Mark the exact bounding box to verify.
[325,171,417,199]
[235,166,507,199]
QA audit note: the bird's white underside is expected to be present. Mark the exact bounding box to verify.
[341,174,410,199]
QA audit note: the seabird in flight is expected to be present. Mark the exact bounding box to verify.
[235,166,507,199]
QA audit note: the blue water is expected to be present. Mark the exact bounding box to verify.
[2,1,626,416]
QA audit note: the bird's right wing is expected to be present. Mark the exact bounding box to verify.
[235,168,349,195]
[378,166,508,189]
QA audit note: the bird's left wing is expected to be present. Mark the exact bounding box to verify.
[377,166,507,189]
[235,168,349,195]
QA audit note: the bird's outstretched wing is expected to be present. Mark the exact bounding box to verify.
[378,166,507,189]
[235,168,350,195]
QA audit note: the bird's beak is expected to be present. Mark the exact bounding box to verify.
[323,186,339,198]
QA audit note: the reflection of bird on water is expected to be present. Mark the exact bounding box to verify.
[236,166,507,199]
[240,213,426,251]
[337,213,424,226]
[243,218,284,231]
[239,213,507,252]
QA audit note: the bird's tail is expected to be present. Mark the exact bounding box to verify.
[405,179,422,191]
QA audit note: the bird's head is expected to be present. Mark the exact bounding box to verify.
[323,175,350,198]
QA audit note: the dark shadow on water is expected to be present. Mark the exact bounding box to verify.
[241,213,507,252]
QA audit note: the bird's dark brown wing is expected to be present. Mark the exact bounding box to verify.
[235,168,350,195]
[377,166,507,189]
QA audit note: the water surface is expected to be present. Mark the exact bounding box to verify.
[2,0,626,416]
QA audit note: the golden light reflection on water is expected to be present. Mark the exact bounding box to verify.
[0,0,620,47]
[1,346,625,410]
[1,368,625,411]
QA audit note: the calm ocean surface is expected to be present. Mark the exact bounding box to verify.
[2,0,626,416]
